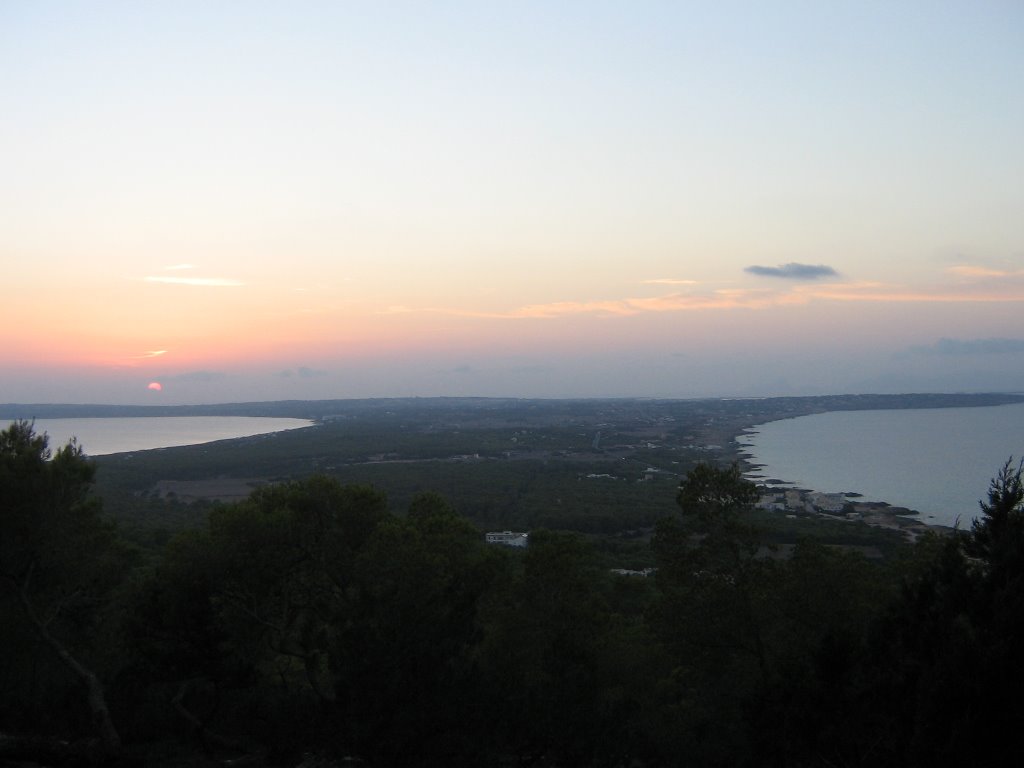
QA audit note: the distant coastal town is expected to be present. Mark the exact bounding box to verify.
[747,478,938,542]
[7,392,1017,546]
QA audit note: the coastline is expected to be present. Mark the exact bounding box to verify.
[22,415,315,457]
[730,426,953,544]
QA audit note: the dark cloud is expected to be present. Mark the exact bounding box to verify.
[509,364,554,374]
[908,338,1024,356]
[744,262,838,280]
[163,370,226,382]
[278,367,328,378]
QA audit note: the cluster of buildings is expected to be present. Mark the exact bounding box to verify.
[484,530,529,547]
[756,488,848,515]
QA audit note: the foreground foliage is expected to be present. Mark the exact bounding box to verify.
[0,421,129,758]
[2,420,1024,767]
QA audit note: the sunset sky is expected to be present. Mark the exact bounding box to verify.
[3,1,1023,404]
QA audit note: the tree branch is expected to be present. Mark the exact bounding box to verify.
[16,579,121,757]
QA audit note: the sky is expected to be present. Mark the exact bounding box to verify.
[2,1,1023,404]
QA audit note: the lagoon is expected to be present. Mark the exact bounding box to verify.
[738,402,1024,529]
[21,416,314,457]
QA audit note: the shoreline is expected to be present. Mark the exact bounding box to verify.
[730,429,951,544]
[747,476,944,542]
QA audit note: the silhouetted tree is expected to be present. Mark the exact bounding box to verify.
[339,495,500,765]
[793,461,1024,767]
[968,457,1024,583]
[479,530,618,765]
[650,463,777,764]
[0,421,123,756]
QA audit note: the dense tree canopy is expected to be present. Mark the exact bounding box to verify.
[0,421,126,756]
[4,419,1024,767]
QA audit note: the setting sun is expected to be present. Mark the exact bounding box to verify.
[1,3,1022,404]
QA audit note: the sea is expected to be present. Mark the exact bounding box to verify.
[19,416,314,457]
[738,402,1024,529]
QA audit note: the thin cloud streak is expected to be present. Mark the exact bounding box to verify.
[364,264,1024,323]
[907,338,1024,356]
[396,290,782,320]
[512,278,1024,317]
[144,276,244,287]
[794,281,1024,303]
[946,265,1024,279]
[416,280,1024,321]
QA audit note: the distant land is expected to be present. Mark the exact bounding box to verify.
[8,391,1014,559]
[3,391,1023,422]
[6,391,1022,765]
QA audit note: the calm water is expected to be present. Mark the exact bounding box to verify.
[738,402,1024,528]
[23,416,314,457]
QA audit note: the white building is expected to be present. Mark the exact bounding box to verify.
[485,530,529,547]
[809,492,846,513]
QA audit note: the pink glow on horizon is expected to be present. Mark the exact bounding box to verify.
[2,3,1023,403]
[6,275,1024,376]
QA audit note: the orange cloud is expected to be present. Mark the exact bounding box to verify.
[13,259,1024,377]
[408,274,1024,322]
[792,280,1024,303]
[143,276,244,287]
[405,288,785,320]
[946,265,1024,279]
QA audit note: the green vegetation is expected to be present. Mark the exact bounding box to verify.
[0,422,131,757]
[87,394,961,552]
[3,408,1024,766]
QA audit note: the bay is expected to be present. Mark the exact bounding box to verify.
[738,402,1024,528]
[23,416,314,457]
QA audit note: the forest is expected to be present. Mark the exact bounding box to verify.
[2,416,1024,767]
